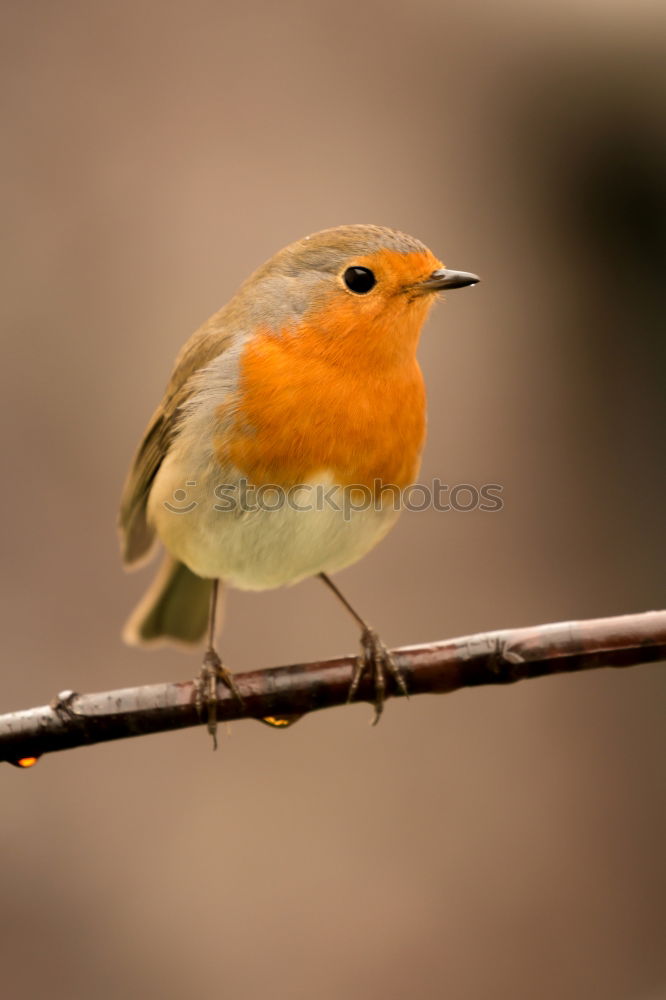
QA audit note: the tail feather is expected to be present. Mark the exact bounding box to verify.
[123,554,217,647]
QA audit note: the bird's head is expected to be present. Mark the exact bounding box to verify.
[234,224,479,366]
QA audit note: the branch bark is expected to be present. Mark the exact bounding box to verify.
[2,610,664,765]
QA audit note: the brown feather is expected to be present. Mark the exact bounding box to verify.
[118,324,236,566]
[122,554,217,646]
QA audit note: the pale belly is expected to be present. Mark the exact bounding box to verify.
[148,453,401,589]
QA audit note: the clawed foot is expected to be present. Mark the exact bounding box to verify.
[195,648,244,749]
[348,628,408,725]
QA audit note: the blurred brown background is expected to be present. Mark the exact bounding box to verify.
[1,2,665,998]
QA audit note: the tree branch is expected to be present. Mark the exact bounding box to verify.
[2,610,664,765]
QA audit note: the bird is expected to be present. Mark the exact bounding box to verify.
[119,224,479,744]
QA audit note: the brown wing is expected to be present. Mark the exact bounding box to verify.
[118,323,234,567]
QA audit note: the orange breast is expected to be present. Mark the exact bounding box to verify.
[219,325,426,491]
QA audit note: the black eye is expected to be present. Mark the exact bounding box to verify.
[343,266,376,294]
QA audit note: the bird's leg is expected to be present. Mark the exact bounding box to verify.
[318,573,408,724]
[195,579,244,749]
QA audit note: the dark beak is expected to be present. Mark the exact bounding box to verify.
[416,268,480,292]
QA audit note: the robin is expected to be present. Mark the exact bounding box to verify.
[119,224,478,743]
